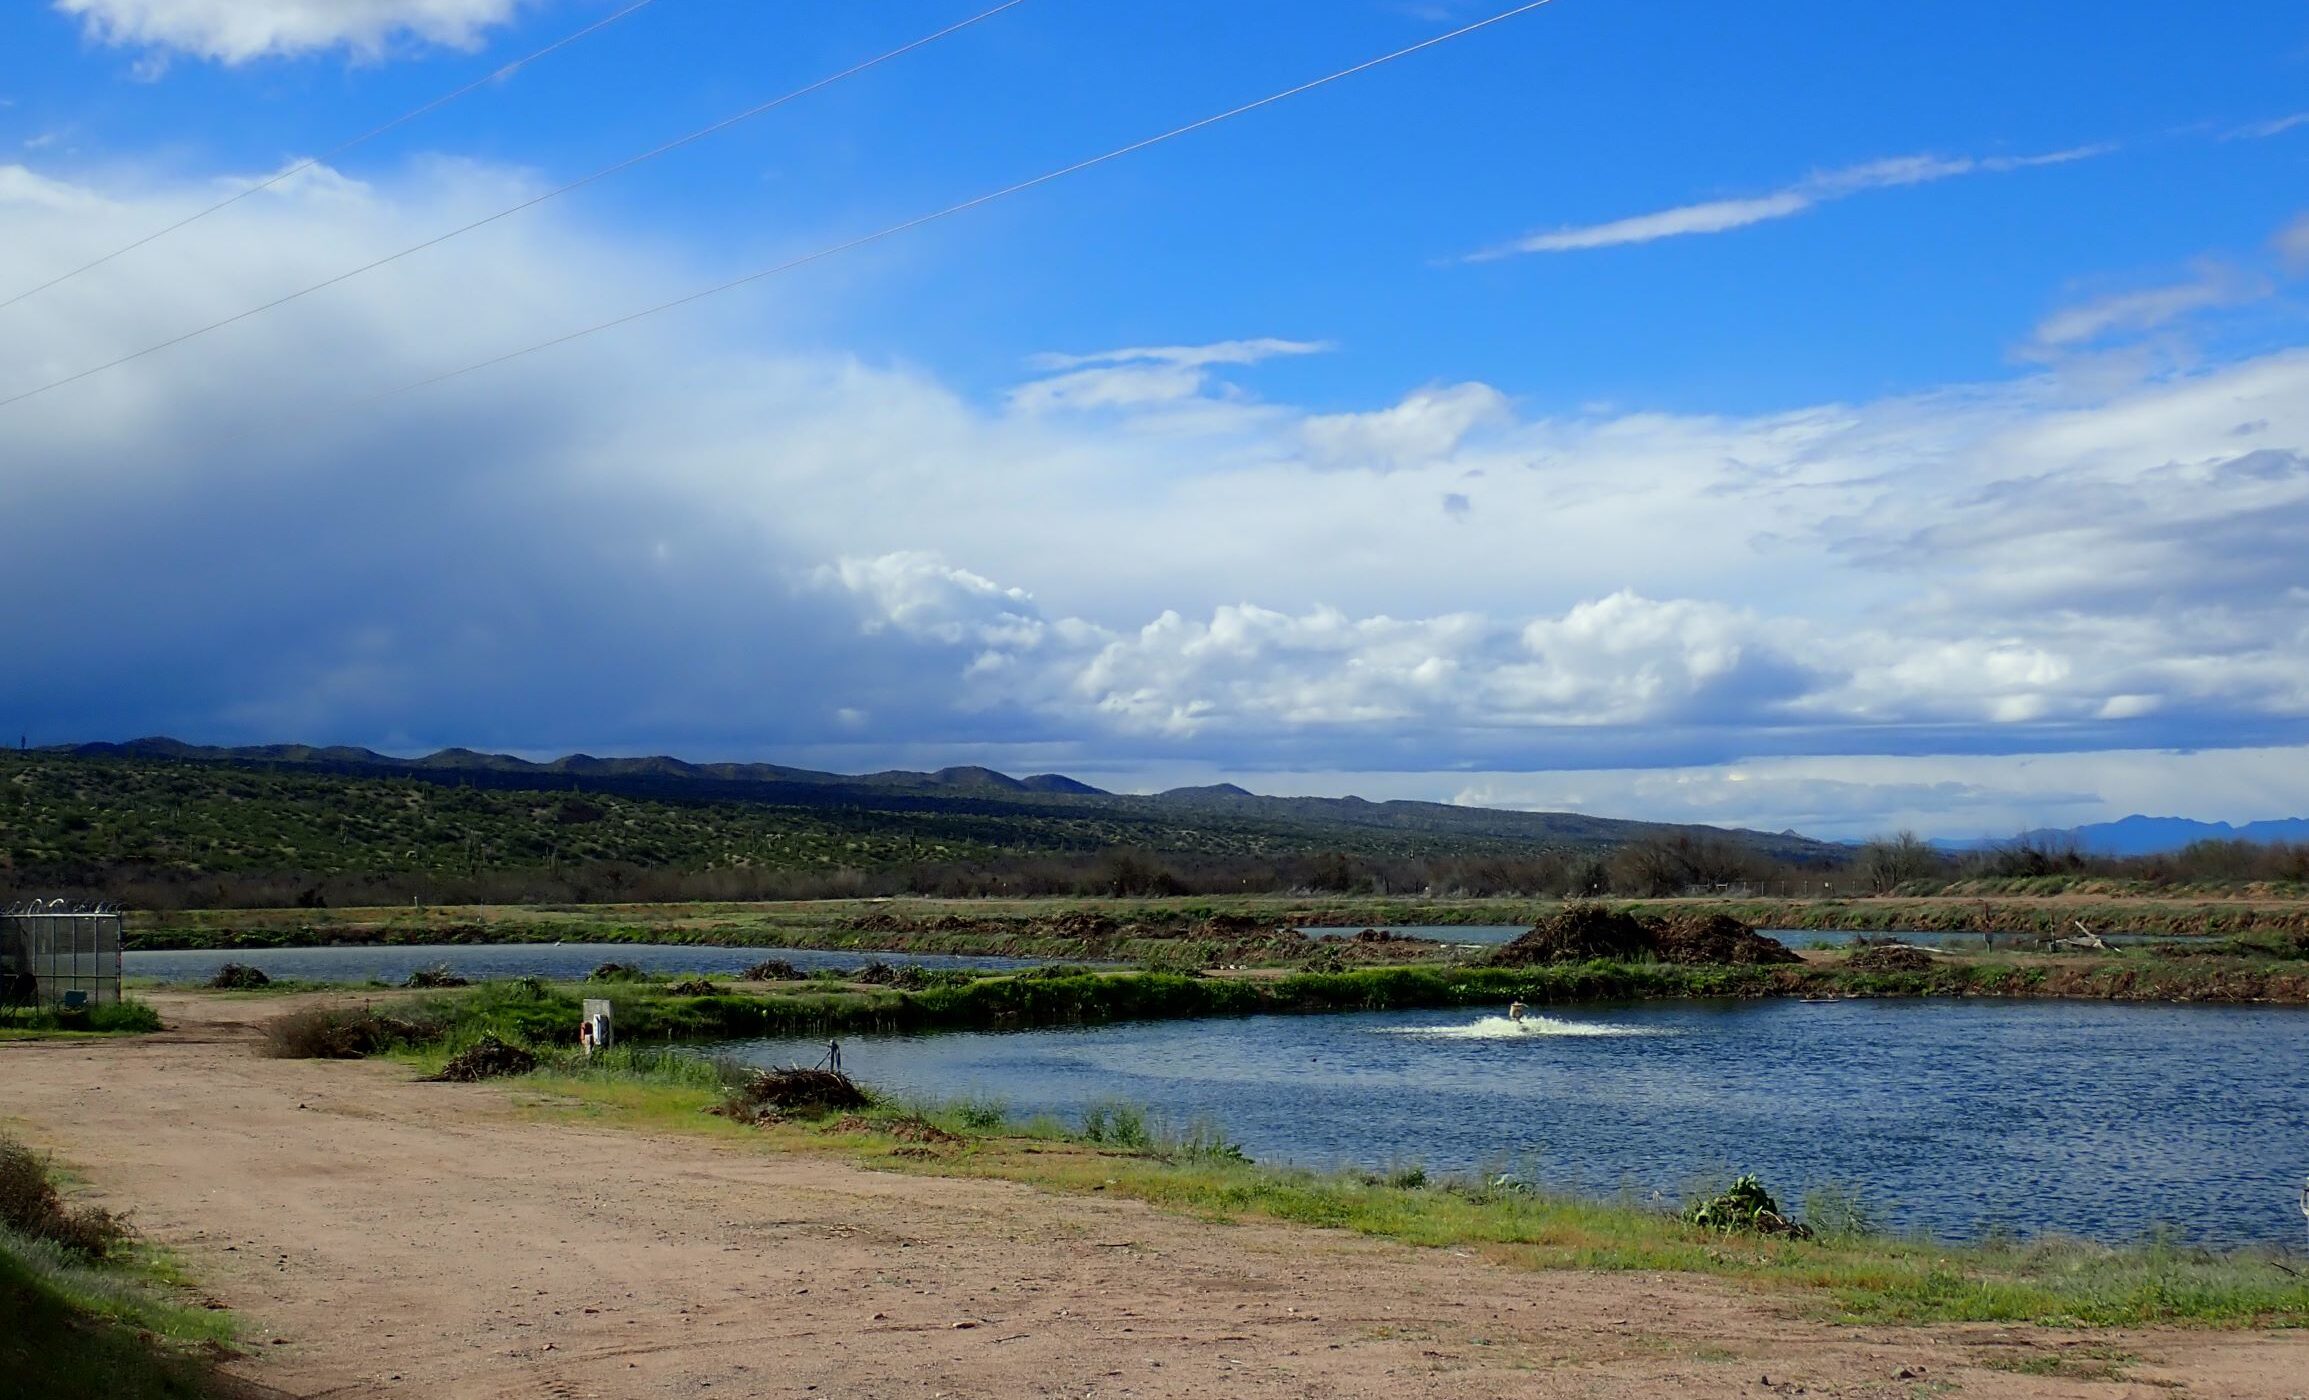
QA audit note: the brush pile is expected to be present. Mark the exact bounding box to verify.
[1654,913,1803,965]
[1489,905,1798,967]
[208,962,271,989]
[740,959,803,981]
[404,964,469,988]
[851,962,927,989]
[588,962,646,982]
[428,1034,537,1082]
[712,1067,871,1123]
[663,977,720,996]
[1846,943,1936,972]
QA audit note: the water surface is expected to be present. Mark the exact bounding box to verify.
[718,998,2309,1247]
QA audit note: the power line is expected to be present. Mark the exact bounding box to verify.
[0,0,1029,413]
[366,0,1560,409]
[0,0,667,316]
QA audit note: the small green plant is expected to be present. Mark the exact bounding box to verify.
[1684,1174,1813,1239]
[1079,1101,1151,1150]
[953,1097,1009,1132]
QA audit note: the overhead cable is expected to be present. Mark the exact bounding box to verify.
[0,0,1029,412]
[0,0,668,315]
[366,0,1561,409]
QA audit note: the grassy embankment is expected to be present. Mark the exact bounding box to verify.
[123,890,2309,959]
[246,946,2309,1054]
[0,1134,237,1400]
[0,1001,165,1041]
[350,1026,2309,1330]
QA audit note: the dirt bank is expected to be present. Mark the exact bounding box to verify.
[2,993,2303,1399]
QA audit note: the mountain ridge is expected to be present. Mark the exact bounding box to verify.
[38,736,1834,861]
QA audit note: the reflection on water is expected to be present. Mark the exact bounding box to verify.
[717,998,2309,1247]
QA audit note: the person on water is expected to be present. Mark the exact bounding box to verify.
[1507,999,1527,1024]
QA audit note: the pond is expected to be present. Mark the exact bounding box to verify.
[124,942,1054,985]
[715,998,2309,1248]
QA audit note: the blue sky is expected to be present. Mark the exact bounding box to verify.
[4,0,2308,838]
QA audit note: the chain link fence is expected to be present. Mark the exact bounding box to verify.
[1,900,123,1009]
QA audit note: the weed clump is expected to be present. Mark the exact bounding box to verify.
[712,1067,872,1123]
[404,965,469,989]
[207,962,270,990]
[1684,1174,1813,1239]
[261,1006,425,1059]
[428,1034,537,1082]
[0,1135,128,1260]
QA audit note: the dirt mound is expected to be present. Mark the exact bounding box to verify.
[1847,944,1936,972]
[739,959,803,981]
[1196,912,1280,938]
[1489,905,1658,965]
[714,1068,872,1123]
[209,962,271,990]
[428,1035,537,1083]
[1491,907,1793,967]
[664,977,720,996]
[1030,910,1121,939]
[1654,914,1800,966]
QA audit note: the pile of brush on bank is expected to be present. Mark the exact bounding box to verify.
[1489,905,1800,967]
[710,1067,873,1125]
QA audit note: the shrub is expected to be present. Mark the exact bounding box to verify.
[261,1006,424,1059]
[207,962,270,990]
[1683,1174,1812,1239]
[1079,1101,1151,1150]
[0,1136,128,1261]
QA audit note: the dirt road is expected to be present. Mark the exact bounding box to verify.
[4,994,2303,1399]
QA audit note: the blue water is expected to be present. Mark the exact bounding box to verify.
[717,999,2309,1247]
[124,943,1052,985]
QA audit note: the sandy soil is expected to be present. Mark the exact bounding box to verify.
[4,993,2304,1400]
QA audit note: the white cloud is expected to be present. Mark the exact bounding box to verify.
[1009,339,1326,417]
[1469,145,2110,259]
[818,552,1046,651]
[53,0,529,63]
[2228,112,2309,141]
[1302,383,1511,471]
[2028,262,2267,352]
[6,154,2309,830]
[2275,213,2309,274]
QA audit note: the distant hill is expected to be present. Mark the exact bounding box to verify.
[18,737,1840,877]
[2015,815,2309,857]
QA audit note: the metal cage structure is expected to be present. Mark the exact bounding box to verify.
[1,900,123,1010]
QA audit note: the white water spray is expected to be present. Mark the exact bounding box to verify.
[1384,1014,1665,1040]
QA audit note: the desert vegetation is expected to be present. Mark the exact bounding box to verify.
[0,1132,236,1399]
